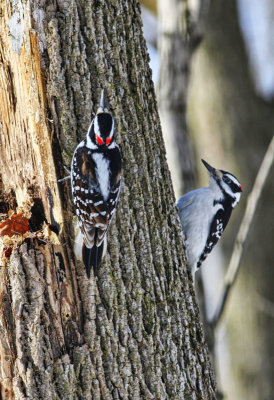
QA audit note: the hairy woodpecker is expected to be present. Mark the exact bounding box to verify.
[71,90,122,278]
[177,159,242,274]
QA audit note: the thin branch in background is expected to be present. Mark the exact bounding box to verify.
[254,290,274,319]
[211,134,274,328]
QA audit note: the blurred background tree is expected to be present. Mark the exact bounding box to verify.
[142,0,274,399]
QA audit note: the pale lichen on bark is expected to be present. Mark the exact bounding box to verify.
[0,0,216,399]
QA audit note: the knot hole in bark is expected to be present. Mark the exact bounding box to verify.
[28,198,46,231]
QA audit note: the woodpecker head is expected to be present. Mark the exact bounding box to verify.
[87,90,115,148]
[202,159,242,206]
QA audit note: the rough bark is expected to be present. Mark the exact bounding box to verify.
[0,1,216,399]
[188,1,274,398]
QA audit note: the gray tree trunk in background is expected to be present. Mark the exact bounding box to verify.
[0,1,216,399]
[188,0,274,399]
[157,0,198,197]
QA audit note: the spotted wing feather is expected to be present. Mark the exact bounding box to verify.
[197,205,232,268]
[72,146,121,249]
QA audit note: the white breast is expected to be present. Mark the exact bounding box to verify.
[92,153,110,200]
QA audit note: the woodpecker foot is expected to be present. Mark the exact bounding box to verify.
[57,166,71,183]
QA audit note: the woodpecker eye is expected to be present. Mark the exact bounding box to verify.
[96,135,103,145]
[223,176,231,184]
[106,137,112,146]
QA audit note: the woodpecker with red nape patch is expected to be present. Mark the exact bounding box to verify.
[71,90,122,277]
[177,159,242,276]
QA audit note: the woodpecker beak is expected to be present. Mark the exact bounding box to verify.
[97,89,108,114]
[100,89,105,109]
[201,159,222,179]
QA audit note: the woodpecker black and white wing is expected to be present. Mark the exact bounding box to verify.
[197,206,231,268]
[71,90,122,278]
[71,142,121,277]
[72,148,106,240]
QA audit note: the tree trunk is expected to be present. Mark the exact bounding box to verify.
[157,0,207,197]
[187,0,274,398]
[0,1,216,399]
[157,0,194,197]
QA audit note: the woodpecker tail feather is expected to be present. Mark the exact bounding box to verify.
[82,231,107,278]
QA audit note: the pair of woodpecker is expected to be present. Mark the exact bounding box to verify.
[70,91,242,278]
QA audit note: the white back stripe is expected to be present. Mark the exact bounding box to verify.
[92,153,110,200]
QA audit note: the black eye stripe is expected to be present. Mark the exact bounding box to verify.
[225,181,241,193]
[222,175,241,193]
[231,183,241,193]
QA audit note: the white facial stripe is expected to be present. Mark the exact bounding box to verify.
[232,192,241,207]
[85,119,98,148]
[94,116,101,137]
[87,120,94,137]
[226,173,241,186]
[223,184,234,198]
[86,135,97,149]
[108,141,116,149]
[109,119,114,138]
[221,180,242,206]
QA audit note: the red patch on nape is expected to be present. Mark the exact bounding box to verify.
[96,135,103,145]
[239,185,243,190]
[106,137,111,146]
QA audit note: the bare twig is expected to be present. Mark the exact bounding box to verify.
[211,134,274,327]
[57,175,70,183]
[254,290,274,319]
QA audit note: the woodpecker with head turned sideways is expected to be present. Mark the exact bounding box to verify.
[177,159,242,276]
[71,90,122,278]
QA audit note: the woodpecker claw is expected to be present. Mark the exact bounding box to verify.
[57,176,70,183]
[57,165,71,183]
